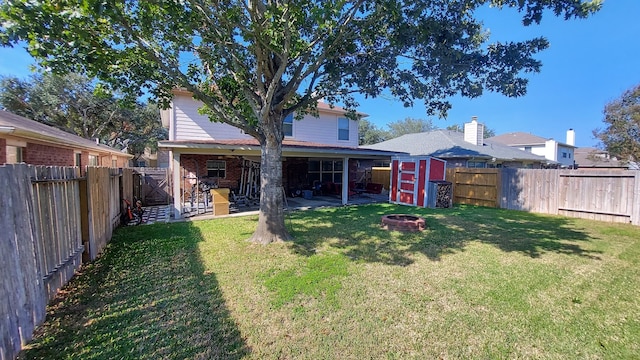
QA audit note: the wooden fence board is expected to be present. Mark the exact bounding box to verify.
[0,165,47,360]
[2,164,126,359]
[447,168,499,207]
[633,172,640,226]
[454,167,639,224]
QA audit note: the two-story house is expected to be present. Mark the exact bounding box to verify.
[487,129,576,168]
[158,89,399,218]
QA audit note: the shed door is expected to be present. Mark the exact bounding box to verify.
[396,160,418,206]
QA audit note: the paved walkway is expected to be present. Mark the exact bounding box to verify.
[140,205,172,224]
[135,192,389,224]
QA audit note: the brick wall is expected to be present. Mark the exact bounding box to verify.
[25,143,75,166]
[180,154,243,191]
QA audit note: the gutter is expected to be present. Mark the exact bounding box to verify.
[0,126,15,134]
[158,141,404,157]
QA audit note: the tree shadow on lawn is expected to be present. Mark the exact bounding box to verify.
[20,222,249,360]
[286,204,602,266]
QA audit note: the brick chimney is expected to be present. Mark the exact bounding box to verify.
[464,116,484,146]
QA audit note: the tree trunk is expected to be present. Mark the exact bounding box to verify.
[248,132,293,244]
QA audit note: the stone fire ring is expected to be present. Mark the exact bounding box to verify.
[381,214,426,232]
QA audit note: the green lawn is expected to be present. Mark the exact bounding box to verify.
[20,204,640,359]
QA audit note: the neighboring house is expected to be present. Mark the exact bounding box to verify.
[487,129,576,168]
[158,89,400,218]
[363,117,550,169]
[573,147,629,170]
[0,110,132,169]
[133,147,159,167]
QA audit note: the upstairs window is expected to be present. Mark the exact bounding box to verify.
[338,117,349,141]
[283,114,293,137]
[206,160,226,178]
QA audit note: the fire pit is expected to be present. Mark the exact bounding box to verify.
[381,214,426,232]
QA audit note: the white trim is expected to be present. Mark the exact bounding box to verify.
[342,157,349,205]
[172,151,182,219]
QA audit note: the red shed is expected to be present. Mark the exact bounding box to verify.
[390,156,447,208]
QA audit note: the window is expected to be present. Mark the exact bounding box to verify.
[467,161,486,168]
[206,160,226,178]
[6,146,24,164]
[562,152,567,158]
[338,117,349,141]
[283,114,293,137]
[307,160,343,184]
[88,155,99,166]
[75,153,82,167]
[524,146,532,152]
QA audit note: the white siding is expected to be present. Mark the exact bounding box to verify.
[556,144,575,167]
[173,94,252,141]
[293,113,358,146]
[172,94,359,146]
[530,145,547,158]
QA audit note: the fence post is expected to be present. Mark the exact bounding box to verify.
[632,171,640,226]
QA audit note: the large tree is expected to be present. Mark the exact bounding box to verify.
[446,123,497,138]
[0,0,600,244]
[593,83,640,163]
[0,73,166,161]
[359,118,388,145]
[387,117,437,138]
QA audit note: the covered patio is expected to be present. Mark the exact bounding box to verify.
[159,138,401,219]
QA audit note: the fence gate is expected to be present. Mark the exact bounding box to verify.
[133,168,171,205]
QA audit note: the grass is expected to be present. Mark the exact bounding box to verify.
[18,204,640,359]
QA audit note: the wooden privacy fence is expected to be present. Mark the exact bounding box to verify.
[446,168,500,207]
[1,164,129,360]
[130,167,171,205]
[447,168,640,225]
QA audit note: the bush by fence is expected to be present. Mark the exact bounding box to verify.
[0,164,133,360]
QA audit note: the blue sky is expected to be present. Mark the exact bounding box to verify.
[0,1,638,147]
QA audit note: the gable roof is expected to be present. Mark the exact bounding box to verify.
[488,131,575,148]
[362,130,549,163]
[574,147,628,168]
[487,132,548,146]
[0,110,133,157]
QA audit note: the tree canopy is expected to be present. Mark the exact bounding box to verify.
[446,123,496,138]
[593,83,640,163]
[0,73,166,161]
[386,117,437,138]
[358,118,388,145]
[0,0,601,243]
